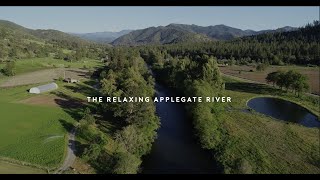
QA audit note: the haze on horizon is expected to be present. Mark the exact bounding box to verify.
[0,6,318,33]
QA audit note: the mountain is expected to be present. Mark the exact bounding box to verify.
[0,19,98,61]
[112,25,212,46]
[112,23,297,46]
[71,30,132,44]
[0,20,94,48]
[165,24,256,40]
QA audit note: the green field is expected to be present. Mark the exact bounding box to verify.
[0,161,46,174]
[0,85,76,170]
[0,76,99,173]
[0,57,102,76]
[217,75,320,173]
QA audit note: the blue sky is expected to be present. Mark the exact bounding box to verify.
[0,6,318,33]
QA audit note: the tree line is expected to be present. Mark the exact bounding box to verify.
[77,47,160,174]
[138,21,319,66]
[266,70,309,96]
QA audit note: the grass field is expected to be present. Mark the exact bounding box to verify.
[0,72,99,173]
[219,65,320,95]
[0,84,76,170]
[0,161,46,174]
[0,57,102,76]
[217,75,320,173]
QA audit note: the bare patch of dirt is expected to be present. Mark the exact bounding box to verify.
[19,95,61,107]
[220,65,320,95]
[19,95,85,108]
[0,68,89,88]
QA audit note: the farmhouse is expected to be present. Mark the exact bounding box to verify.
[64,78,79,83]
[29,82,58,94]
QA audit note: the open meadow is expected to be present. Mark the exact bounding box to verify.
[219,65,320,95]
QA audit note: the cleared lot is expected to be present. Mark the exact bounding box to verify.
[219,65,319,95]
[0,68,88,88]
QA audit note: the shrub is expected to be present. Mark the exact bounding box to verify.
[256,63,268,71]
[58,76,64,82]
[2,61,16,76]
[112,152,141,174]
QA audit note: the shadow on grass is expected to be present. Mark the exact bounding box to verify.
[54,97,84,121]
[64,83,99,97]
[225,82,283,95]
[59,119,75,133]
[82,79,99,87]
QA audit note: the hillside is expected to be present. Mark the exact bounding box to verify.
[112,23,297,46]
[112,25,212,46]
[0,20,103,62]
[71,30,132,44]
[147,21,319,66]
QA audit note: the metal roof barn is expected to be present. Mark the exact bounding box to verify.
[29,83,58,94]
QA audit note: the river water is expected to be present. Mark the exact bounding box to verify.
[141,83,220,174]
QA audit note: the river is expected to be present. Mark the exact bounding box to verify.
[141,83,220,174]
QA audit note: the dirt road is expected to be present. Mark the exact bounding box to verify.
[54,128,76,174]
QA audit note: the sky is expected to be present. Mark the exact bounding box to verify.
[0,6,318,33]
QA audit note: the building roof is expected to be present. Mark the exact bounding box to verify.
[29,82,58,94]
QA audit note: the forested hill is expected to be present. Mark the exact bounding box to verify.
[139,21,319,65]
[112,25,212,46]
[0,20,106,61]
[112,23,297,46]
[241,21,319,43]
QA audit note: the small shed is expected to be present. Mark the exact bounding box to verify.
[29,83,58,94]
[64,78,79,83]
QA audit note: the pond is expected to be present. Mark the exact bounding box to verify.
[247,97,320,128]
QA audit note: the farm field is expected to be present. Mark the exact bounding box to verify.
[0,68,88,88]
[0,161,46,174]
[0,67,100,173]
[217,75,320,173]
[0,57,102,75]
[219,65,320,95]
[0,85,76,171]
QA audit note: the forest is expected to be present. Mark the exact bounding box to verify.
[139,21,319,66]
[77,48,160,173]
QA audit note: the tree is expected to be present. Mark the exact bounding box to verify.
[82,143,103,162]
[54,49,65,59]
[266,71,280,87]
[275,71,286,90]
[256,63,268,71]
[112,152,141,174]
[2,61,16,76]
[283,70,296,91]
[80,107,96,125]
[291,72,309,96]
